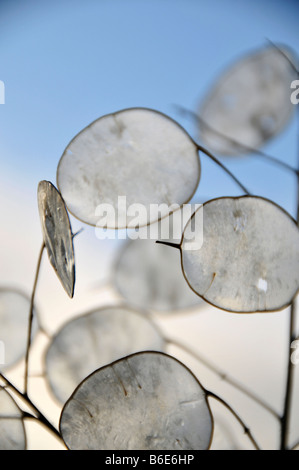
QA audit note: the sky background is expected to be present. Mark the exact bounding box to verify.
[1,0,299,450]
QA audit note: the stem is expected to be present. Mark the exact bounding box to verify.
[197,145,251,195]
[206,390,261,450]
[25,414,63,443]
[167,338,280,420]
[176,106,298,175]
[155,240,181,250]
[0,372,64,444]
[265,39,299,74]
[72,227,84,239]
[24,242,45,397]
[280,307,297,450]
[280,88,299,451]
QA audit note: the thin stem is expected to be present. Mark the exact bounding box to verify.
[176,106,298,175]
[250,151,299,175]
[167,338,280,420]
[25,414,63,443]
[72,227,84,239]
[265,39,299,74]
[291,441,299,451]
[280,102,299,451]
[280,306,297,451]
[0,372,64,444]
[197,145,251,195]
[24,242,45,397]
[155,240,181,250]
[206,390,261,450]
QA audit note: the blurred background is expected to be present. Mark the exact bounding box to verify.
[0,0,299,450]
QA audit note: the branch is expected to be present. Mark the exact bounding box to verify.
[155,240,181,250]
[176,105,298,175]
[197,145,251,195]
[265,39,299,74]
[291,441,299,451]
[206,390,261,450]
[24,242,45,397]
[280,84,299,451]
[280,305,297,450]
[167,338,280,420]
[0,372,64,444]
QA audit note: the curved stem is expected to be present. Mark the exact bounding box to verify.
[206,390,261,450]
[24,414,64,444]
[24,242,45,397]
[280,102,299,451]
[265,39,299,74]
[155,240,181,250]
[291,441,299,451]
[167,338,280,420]
[176,106,298,175]
[197,145,251,195]
[249,151,299,175]
[280,305,297,450]
[72,227,84,239]
[0,372,64,445]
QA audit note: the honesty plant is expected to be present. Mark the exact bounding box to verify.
[0,43,298,451]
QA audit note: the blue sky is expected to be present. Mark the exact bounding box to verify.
[1,0,299,219]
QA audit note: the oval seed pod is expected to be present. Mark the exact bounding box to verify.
[181,196,299,313]
[59,351,213,450]
[0,387,26,450]
[57,108,200,228]
[45,305,165,403]
[37,180,75,298]
[198,45,297,156]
